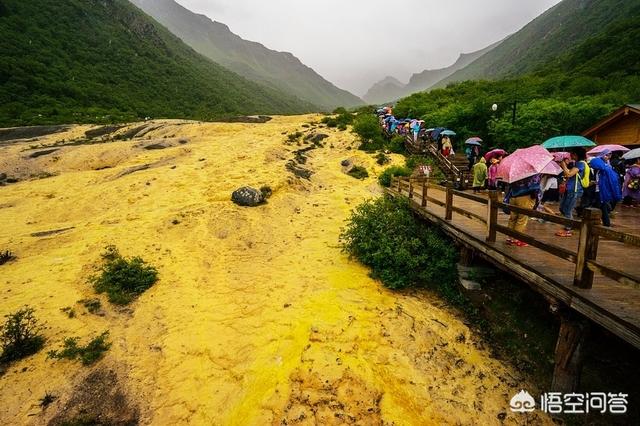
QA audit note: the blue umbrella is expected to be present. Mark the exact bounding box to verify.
[465,137,483,146]
[542,135,595,150]
[441,130,457,136]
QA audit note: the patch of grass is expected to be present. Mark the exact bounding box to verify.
[287,132,303,142]
[259,185,273,199]
[90,246,158,305]
[39,391,57,409]
[47,331,110,366]
[78,299,102,315]
[60,307,76,318]
[347,166,369,180]
[340,196,458,289]
[378,166,411,188]
[0,250,15,265]
[321,109,355,129]
[375,153,391,166]
[0,306,46,364]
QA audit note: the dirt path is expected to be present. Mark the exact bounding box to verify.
[0,115,550,425]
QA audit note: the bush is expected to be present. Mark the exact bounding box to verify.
[378,166,411,188]
[322,110,355,128]
[90,246,158,305]
[388,135,406,154]
[347,166,369,180]
[375,153,391,165]
[48,331,110,365]
[352,114,386,151]
[340,196,458,289]
[0,306,45,364]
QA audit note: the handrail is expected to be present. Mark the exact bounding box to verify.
[390,176,640,291]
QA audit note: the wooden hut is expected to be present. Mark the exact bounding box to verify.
[583,104,640,147]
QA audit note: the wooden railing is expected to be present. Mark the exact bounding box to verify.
[390,176,640,290]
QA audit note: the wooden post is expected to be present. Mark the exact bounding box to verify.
[552,309,589,393]
[408,178,414,200]
[421,178,427,207]
[573,208,601,289]
[396,175,401,193]
[445,187,453,221]
[486,191,498,243]
[459,246,474,266]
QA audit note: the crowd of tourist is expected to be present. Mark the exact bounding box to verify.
[375,106,640,248]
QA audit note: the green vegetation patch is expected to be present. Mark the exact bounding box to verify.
[90,246,158,305]
[0,306,45,364]
[48,331,110,366]
[321,108,355,129]
[347,165,369,180]
[340,196,458,289]
[378,166,411,188]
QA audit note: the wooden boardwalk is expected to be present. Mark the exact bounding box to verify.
[387,178,640,355]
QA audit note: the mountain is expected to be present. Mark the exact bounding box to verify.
[130,0,363,110]
[362,42,500,105]
[435,0,640,88]
[0,0,314,127]
[362,76,405,105]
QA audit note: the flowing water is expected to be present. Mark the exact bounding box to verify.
[0,115,550,424]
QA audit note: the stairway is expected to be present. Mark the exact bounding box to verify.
[406,137,471,188]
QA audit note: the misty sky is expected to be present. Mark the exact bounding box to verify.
[177,0,562,96]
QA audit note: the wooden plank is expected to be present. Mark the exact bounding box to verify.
[587,261,640,288]
[496,201,580,228]
[593,225,640,247]
[495,224,577,263]
[451,205,487,224]
[452,189,489,205]
[445,188,453,221]
[573,208,601,289]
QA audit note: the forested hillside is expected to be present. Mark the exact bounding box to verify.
[0,0,315,127]
[130,0,363,110]
[394,14,640,152]
[435,0,640,87]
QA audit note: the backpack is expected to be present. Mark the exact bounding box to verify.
[577,161,591,189]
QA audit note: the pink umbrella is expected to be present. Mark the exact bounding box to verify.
[484,148,507,161]
[552,152,571,162]
[540,160,562,176]
[587,144,630,156]
[496,145,553,183]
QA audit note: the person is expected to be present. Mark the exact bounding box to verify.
[472,157,487,193]
[465,145,478,170]
[557,148,588,237]
[622,157,640,207]
[589,157,622,226]
[442,136,454,157]
[504,174,542,247]
[487,156,501,190]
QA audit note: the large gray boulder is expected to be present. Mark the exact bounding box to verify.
[231,187,265,207]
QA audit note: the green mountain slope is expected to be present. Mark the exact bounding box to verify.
[0,0,315,127]
[130,0,363,110]
[436,0,640,87]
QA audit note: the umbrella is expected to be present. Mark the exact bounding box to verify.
[587,144,630,156]
[465,140,482,147]
[541,160,562,176]
[542,135,596,149]
[496,145,553,183]
[622,148,640,161]
[465,137,483,144]
[441,130,457,136]
[552,152,571,162]
[484,148,507,161]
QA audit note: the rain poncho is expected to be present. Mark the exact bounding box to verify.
[472,158,487,188]
[589,157,622,204]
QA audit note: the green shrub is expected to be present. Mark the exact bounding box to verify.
[90,246,158,305]
[388,135,406,154]
[322,110,355,128]
[347,166,369,180]
[0,306,45,364]
[48,331,110,365]
[287,132,303,142]
[378,166,411,188]
[352,114,386,151]
[340,196,458,289]
[375,153,391,165]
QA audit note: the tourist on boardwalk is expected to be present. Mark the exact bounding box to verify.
[589,157,622,226]
[557,148,588,237]
[504,174,542,247]
[472,157,487,193]
[442,136,454,157]
[466,144,480,170]
[622,157,640,207]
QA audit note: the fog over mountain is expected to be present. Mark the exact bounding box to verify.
[178,0,562,96]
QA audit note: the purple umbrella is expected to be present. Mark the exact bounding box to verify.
[588,144,630,156]
[496,145,553,183]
